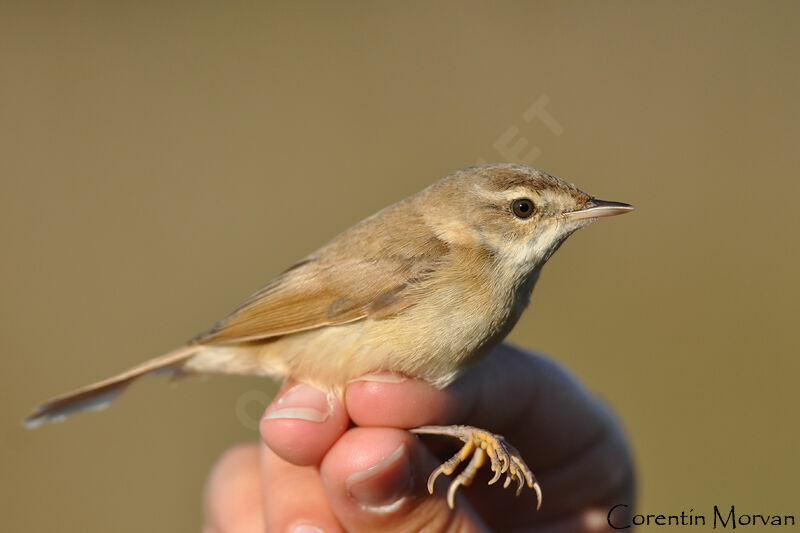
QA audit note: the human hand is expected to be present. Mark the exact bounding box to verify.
[203,344,634,532]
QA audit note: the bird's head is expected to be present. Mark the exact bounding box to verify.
[422,164,633,272]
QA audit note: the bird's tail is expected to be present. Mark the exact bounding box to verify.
[23,345,200,429]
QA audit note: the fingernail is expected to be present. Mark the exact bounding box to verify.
[289,524,326,533]
[346,443,411,510]
[350,372,407,384]
[262,384,331,423]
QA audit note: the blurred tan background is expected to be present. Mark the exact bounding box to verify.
[2,1,798,531]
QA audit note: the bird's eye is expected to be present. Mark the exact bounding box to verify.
[511,198,535,219]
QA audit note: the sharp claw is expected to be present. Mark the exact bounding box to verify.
[411,425,541,510]
[427,465,444,494]
[446,480,459,509]
[534,482,543,510]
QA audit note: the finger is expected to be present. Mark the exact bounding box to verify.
[517,407,635,521]
[203,443,265,533]
[464,405,635,528]
[346,372,463,428]
[261,441,344,533]
[346,344,608,463]
[527,508,619,533]
[260,380,349,466]
[345,344,633,527]
[459,344,610,463]
[319,427,490,533]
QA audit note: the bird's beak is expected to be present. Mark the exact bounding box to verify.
[564,199,635,221]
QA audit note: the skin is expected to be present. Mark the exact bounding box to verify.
[203,344,635,532]
[23,165,634,530]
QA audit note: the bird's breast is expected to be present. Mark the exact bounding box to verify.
[259,259,531,390]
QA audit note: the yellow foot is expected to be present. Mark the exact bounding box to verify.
[410,425,541,510]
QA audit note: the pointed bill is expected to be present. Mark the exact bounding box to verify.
[564,199,634,221]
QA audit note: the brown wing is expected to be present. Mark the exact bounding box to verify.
[195,235,448,345]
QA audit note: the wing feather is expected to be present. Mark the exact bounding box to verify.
[195,234,448,345]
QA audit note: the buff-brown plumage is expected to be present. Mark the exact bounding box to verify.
[25,163,631,427]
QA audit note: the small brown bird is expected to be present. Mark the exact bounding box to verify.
[25,163,633,509]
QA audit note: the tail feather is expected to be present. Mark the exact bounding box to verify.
[24,345,198,429]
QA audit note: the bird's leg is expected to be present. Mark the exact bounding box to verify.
[410,425,541,510]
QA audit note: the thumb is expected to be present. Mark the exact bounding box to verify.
[319,427,489,533]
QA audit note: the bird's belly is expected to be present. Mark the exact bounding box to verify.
[257,296,511,391]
